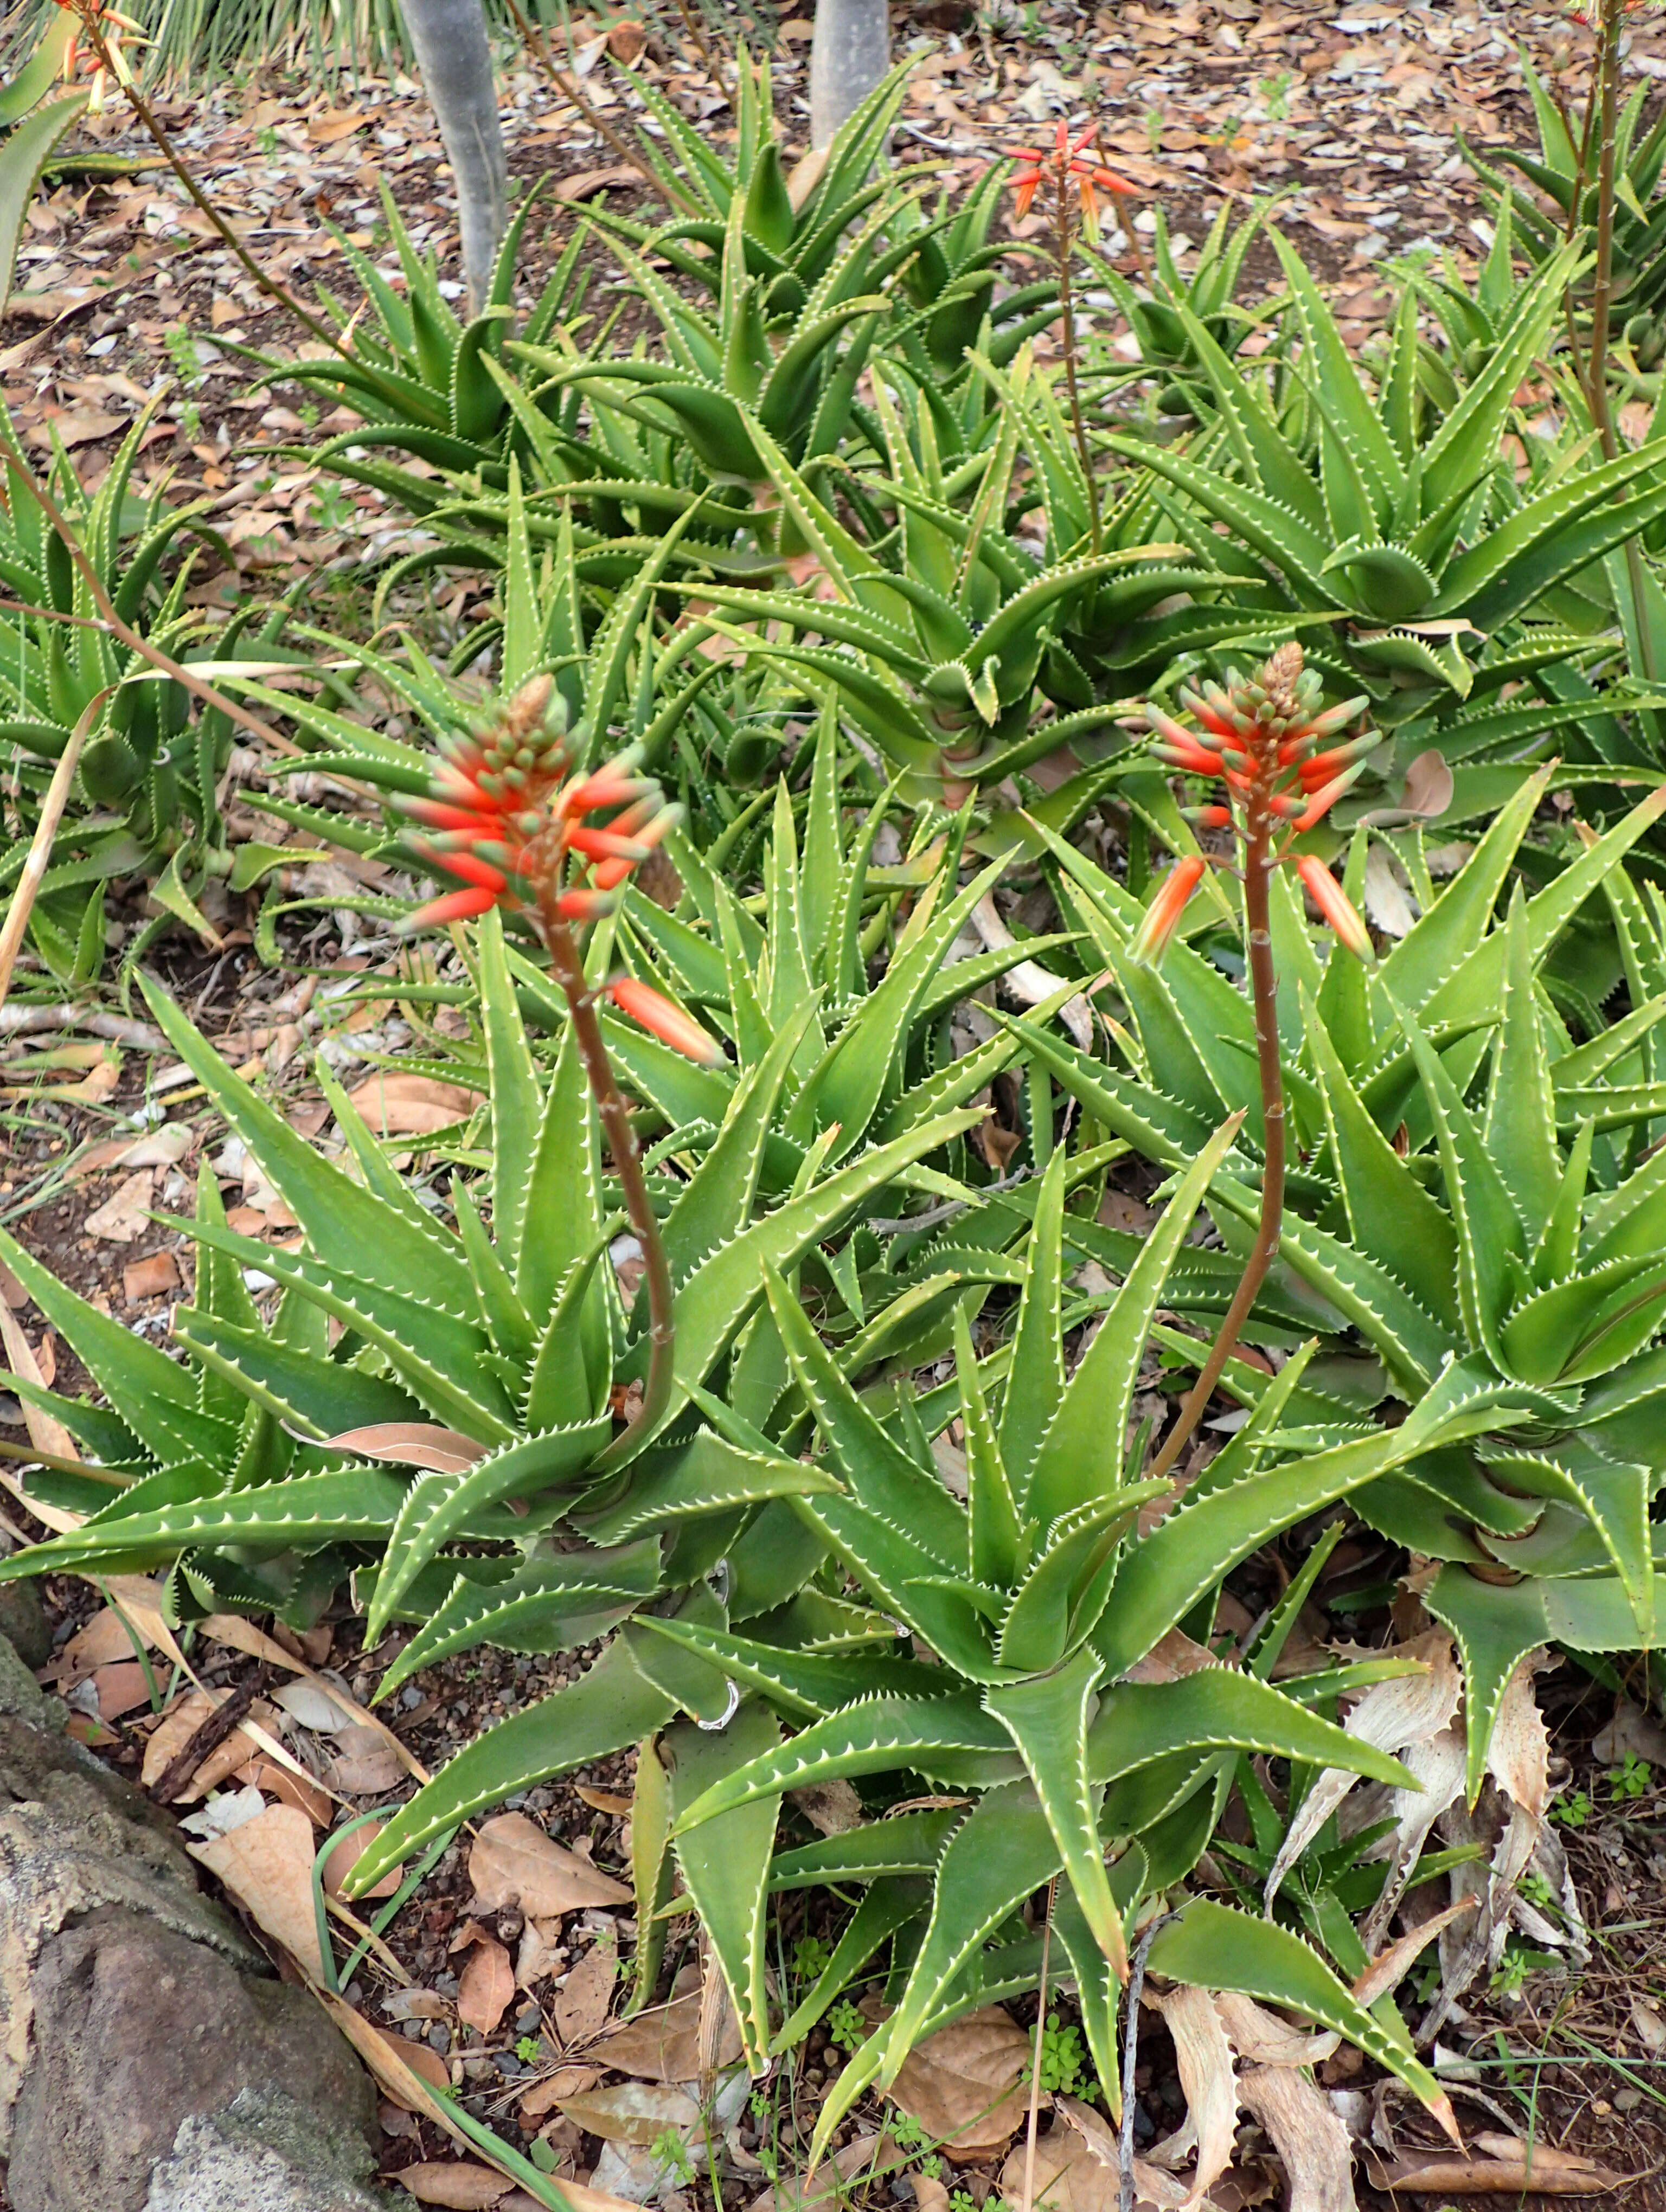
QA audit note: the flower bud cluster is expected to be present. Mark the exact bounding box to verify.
[1131,644,1377,964]
[398,676,680,932]
[397,677,724,1067]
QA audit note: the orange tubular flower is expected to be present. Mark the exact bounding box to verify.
[56,0,145,111]
[1132,644,1378,966]
[399,673,669,928]
[1005,119,1137,234]
[1129,856,1206,967]
[1296,856,1375,961]
[607,978,726,1068]
[396,678,719,1071]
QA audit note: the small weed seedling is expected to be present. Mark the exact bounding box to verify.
[1610,1753,1653,1803]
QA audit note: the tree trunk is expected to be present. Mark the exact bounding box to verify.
[810,0,889,149]
[399,0,509,314]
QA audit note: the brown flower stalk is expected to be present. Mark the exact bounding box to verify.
[1005,124,1138,556]
[396,677,727,1456]
[1134,644,1376,1487]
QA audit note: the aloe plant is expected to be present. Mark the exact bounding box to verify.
[0,1161,438,1625]
[303,59,937,551]
[995,771,1666,1792]
[584,52,919,321]
[0,886,988,1604]
[254,182,592,517]
[340,1097,1521,2110]
[0,406,283,977]
[1461,47,1666,362]
[883,163,1063,387]
[665,368,1202,795]
[1087,202,1267,419]
[1099,235,1666,814]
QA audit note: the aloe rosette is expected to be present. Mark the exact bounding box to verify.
[537,1134,1517,2140]
[994,766,1666,1792]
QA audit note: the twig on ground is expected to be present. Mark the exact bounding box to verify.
[147,1665,270,1804]
[1118,1911,1176,2212]
[0,1005,168,1050]
[1018,1880,1058,2212]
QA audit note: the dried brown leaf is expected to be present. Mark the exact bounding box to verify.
[998,2118,1123,2212]
[787,1779,864,1836]
[1357,1722,1466,1951]
[470,1812,630,1918]
[1632,1995,1666,2056]
[1148,1986,1236,2205]
[1267,1632,1459,1909]
[395,2165,514,2208]
[1213,1994,1336,2070]
[347,1071,482,1135]
[458,1935,516,2036]
[1592,1699,1666,1770]
[559,2080,699,2146]
[322,1817,400,1898]
[594,1988,740,2082]
[318,1420,488,1474]
[1126,1631,1219,1684]
[0,1302,78,1500]
[1350,1899,1475,2011]
[141,1689,276,1801]
[233,1757,333,1828]
[555,1934,617,2048]
[81,1167,156,1243]
[1237,2067,1356,2212]
[520,2063,601,2120]
[891,2006,1033,2160]
[189,1802,325,1978]
[574,1785,633,1816]
[1363,2139,1635,2196]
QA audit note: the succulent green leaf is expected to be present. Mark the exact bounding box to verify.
[1025,1116,1239,1528]
[578,1427,843,1547]
[630,1613,941,1719]
[1145,1900,1449,2114]
[769,1809,964,1891]
[345,1636,676,1893]
[367,1419,610,1643]
[670,1694,1016,1830]
[986,1646,1124,1967]
[666,1702,781,2072]
[375,1541,662,1700]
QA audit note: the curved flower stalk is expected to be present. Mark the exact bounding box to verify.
[1132,643,1376,1485]
[1004,123,1138,554]
[398,674,724,1452]
[995,764,1666,1794]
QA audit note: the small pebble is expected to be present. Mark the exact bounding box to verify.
[1616,2088,1643,2113]
[515,2003,542,2035]
[400,1686,424,1710]
[427,2023,452,2055]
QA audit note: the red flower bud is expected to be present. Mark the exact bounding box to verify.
[401,885,498,931]
[1129,856,1206,967]
[1296,856,1374,961]
[608,977,727,1066]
